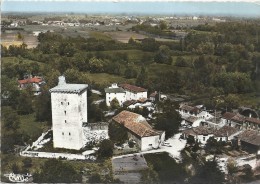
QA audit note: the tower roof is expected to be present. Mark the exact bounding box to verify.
[49,76,88,94]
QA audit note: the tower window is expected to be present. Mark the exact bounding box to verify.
[68,102,69,105]
[65,120,67,123]
[69,132,71,136]
[62,132,64,135]
[61,102,63,105]
[64,111,66,115]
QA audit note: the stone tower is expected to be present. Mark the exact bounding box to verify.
[49,76,88,150]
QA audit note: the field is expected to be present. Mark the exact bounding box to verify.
[105,31,147,43]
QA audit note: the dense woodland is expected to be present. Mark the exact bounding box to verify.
[1,20,260,183]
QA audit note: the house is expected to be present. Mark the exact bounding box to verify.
[105,83,126,106]
[119,83,147,101]
[179,104,201,117]
[127,98,154,111]
[221,112,260,131]
[235,130,260,154]
[49,76,88,150]
[112,110,165,151]
[181,116,203,127]
[18,76,45,95]
[149,91,157,102]
[214,126,240,142]
[182,126,215,144]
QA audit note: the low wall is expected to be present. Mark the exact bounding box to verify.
[20,151,96,161]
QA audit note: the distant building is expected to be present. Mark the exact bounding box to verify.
[18,76,45,95]
[119,83,147,101]
[105,83,148,107]
[112,110,165,151]
[221,112,260,131]
[182,126,215,144]
[214,126,240,142]
[235,130,260,154]
[49,76,88,150]
[105,83,126,106]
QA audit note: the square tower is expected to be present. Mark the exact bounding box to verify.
[50,76,88,150]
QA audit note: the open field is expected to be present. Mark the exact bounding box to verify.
[105,31,147,43]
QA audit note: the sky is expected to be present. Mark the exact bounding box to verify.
[2,1,260,17]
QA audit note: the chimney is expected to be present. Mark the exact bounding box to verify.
[58,76,66,85]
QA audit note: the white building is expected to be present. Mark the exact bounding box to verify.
[105,83,126,106]
[119,83,147,101]
[49,76,88,150]
[105,83,148,107]
[112,110,165,151]
[182,126,215,144]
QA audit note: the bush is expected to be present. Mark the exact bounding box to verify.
[98,139,114,158]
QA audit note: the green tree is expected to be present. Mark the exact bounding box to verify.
[159,21,167,30]
[191,160,225,184]
[136,66,148,87]
[17,89,33,115]
[108,121,128,144]
[154,100,182,139]
[35,86,52,123]
[154,45,172,64]
[97,139,114,158]
[34,159,82,183]
[110,98,120,109]
[2,106,20,130]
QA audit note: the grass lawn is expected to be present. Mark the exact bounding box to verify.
[18,113,50,142]
[84,72,135,87]
[89,31,113,41]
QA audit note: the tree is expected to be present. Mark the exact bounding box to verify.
[35,86,52,123]
[110,98,120,109]
[34,159,82,183]
[17,89,33,115]
[141,38,158,52]
[136,66,148,87]
[154,45,172,64]
[175,56,189,67]
[97,139,114,158]
[159,21,167,30]
[109,121,128,144]
[191,160,225,184]
[154,100,182,139]
[89,173,101,183]
[2,106,20,130]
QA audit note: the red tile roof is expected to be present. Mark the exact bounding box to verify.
[237,130,260,146]
[119,83,147,93]
[112,110,159,138]
[222,112,236,120]
[183,126,215,136]
[180,104,200,113]
[214,126,239,137]
[245,117,260,125]
[18,77,43,85]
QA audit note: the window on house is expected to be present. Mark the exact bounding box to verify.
[148,144,152,146]
[203,137,205,141]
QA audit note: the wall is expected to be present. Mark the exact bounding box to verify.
[196,134,214,144]
[106,92,125,106]
[141,135,160,151]
[20,151,96,161]
[51,92,86,150]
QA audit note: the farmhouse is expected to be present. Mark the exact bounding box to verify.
[182,126,215,144]
[105,83,148,107]
[221,112,260,131]
[112,110,165,151]
[105,83,126,106]
[119,83,148,101]
[179,104,201,117]
[18,76,45,95]
[49,76,88,150]
[235,130,260,155]
[214,126,240,142]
